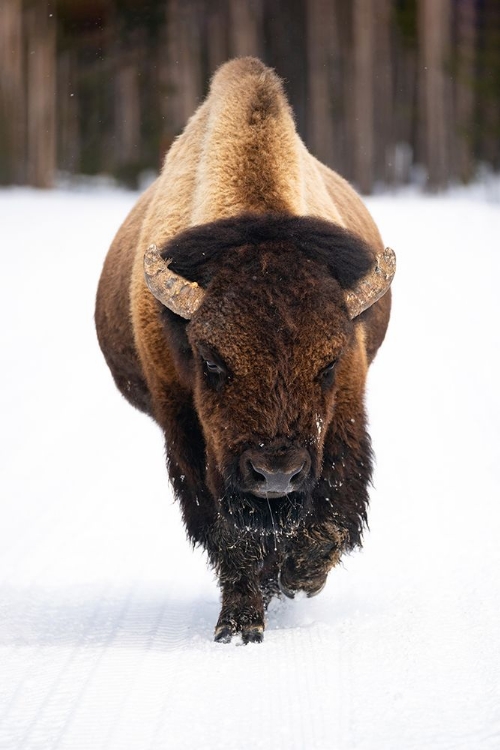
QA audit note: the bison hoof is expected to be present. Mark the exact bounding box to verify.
[278,570,327,599]
[242,625,264,644]
[214,624,234,644]
[277,571,296,599]
[306,577,326,598]
[214,622,264,644]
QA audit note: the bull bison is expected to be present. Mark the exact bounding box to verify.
[95,58,395,643]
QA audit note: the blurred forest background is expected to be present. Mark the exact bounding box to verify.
[1,0,499,193]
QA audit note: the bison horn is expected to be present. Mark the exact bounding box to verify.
[344,246,396,319]
[143,242,395,321]
[143,243,206,319]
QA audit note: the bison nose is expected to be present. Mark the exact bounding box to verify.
[240,448,310,498]
[249,462,304,495]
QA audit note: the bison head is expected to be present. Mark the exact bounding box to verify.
[145,215,395,535]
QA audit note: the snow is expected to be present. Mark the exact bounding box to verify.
[1,186,499,749]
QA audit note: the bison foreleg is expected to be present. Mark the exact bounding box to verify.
[214,576,265,644]
[279,522,348,598]
[259,550,281,609]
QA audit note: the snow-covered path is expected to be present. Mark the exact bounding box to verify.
[1,188,499,749]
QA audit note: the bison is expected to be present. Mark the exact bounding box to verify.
[95,58,395,643]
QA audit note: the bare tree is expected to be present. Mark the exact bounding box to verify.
[262,0,307,142]
[229,0,262,58]
[391,4,418,185]
[306,0,336,168]
[475,0,500,171]
[2,0,499,190]
[114,54,141,168]
[353,0,374,193]
[206,0,230,74]
[25,2,56,188]
[418,0,452,189]
[454,0,476,183]
[0,0,25,184]
[57,49,80,175]
[160,0,204,144]
[373,0,394,184]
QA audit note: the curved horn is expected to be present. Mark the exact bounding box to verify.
[344,246,396,319]
[143,243,206,319]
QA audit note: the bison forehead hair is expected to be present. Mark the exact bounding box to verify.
[160,212,375,289]
[158,213,374,527]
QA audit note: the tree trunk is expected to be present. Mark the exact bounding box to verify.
[373,0,394,184]
[353,0,374,193]
[418,0,452,190]
[115,62,141,165]
[391,6,418,186]
[25,2,56,188]
[229,0,262,58]
[57,49,80,175]
[206,0,230,75]
[161,0,203,145]
[475,0,500,171]
[0,0,25,184]
[329,0,354,181]
[263,0,307,143]
[455,0,476,183]
[306,0,335,168]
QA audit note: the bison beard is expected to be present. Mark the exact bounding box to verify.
[205,433,372,644]
[219,490,307,534]
[95,58,394,644]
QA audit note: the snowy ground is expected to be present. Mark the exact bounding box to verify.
[0,186,499,750]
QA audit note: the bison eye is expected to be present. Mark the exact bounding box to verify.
[203,360,226,390]
[205,360,224,375]
[198,344,229,389]
[318,359,338,390]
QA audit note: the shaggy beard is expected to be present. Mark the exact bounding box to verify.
[219,489,312,537]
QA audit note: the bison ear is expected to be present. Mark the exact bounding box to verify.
[143,243,206,319]
[343,247,396,319]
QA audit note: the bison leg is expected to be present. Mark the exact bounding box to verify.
[259,550,281,609]
[279,523,347,598]
[214,577,265,644]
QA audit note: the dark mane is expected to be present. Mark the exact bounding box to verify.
[160,213,375,290]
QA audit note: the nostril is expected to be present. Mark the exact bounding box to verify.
[289,462,305,485]
[248,461,266,484]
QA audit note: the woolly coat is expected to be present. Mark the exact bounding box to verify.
[96,57,391,417]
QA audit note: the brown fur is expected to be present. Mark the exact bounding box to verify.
[95,58,392,643]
